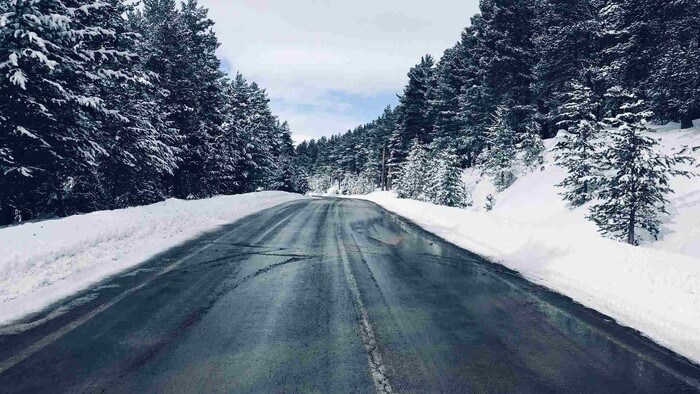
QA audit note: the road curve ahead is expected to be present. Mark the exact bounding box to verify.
[1,198,699,393]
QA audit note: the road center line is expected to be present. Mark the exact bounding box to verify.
[336,231,394,394]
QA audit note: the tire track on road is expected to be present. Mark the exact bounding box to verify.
[336,230,393,394]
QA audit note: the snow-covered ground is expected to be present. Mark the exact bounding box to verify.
[0,191,306,325]
[464,121,700,257]
[357,121,700,364]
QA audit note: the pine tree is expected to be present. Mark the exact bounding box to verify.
[532,0,603,133]
[269,121,306,193]
[589,91,693,244]
[389,56,436,173]
[395,140,429,200]
[138,0,228,199]
[485,194,496,211]
[482,106,518,191]
[553,82,604,206]
[361,153,381,190]
[387,104,405,188]
[0,0,138,223]
[432,44,467,146]
[478,0,539,133]
[245,83,281,191]
[208,78,248,194]
[649,0,700,129]
[97,2,179,208]
[375,106,395,189]
[430,148,468,208]
[458,17,497,167]
[597,0,662,98]
[172,0,227,198]
[520,121,545,169]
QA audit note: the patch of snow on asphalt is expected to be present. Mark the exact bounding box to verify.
[0,192,306,325]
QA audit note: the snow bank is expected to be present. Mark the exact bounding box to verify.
[360,191,700,364]
[465,121,700,257]
[356,121,700,364]
[0,192,306,324]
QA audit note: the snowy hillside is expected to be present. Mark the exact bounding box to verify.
[356,121,700,364]
[465,121,700,257]
[0,192,306,325]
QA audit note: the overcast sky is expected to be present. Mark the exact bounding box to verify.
[200,0,481,143]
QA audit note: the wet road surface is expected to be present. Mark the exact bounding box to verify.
[1,198,699,393]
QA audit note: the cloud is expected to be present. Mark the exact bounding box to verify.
[278,109,366,144]
[200,0,481,141]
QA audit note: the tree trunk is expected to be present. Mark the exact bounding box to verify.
[681,114,694,129]
[387,167,393,190]
[381,146,387,191]
[0,176,11,225]
[0,197,13,226]
[173,167,184,199]
[627,207,636,245]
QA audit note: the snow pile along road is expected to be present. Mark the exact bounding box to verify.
[360,192,700,364]
[355,121,700,364]
[0,191,306,324]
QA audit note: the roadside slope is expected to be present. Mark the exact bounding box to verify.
[464,121,700,257]
[359,192,700,365]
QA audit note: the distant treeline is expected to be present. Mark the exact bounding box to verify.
[297,0,699,190]
[296,0,699,244]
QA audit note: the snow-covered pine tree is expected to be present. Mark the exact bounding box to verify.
[0,0,138,223]
[172,0,227,198]
[532,0,602,133]
[485,194,496,211]
[389,56,436,174]
[589,90,694,244]
[345,171,374,195]
[597,0,662,105]
[374,106,395,189]
[520,120,545,169]
[138,0,228,199]
[477,0,539,135]
[271,154,307,194]
[482,106,518,191]
[395,140,429,200]
[430,148,468,208]
[307,173,331,194]
[386,105,405,188]
[268,121,306,193]
[225,73,259,191]
[294,140,313,179]
[96,1,180,209]
[209,77,248,195]
[649,0,700,129]
[360,152,381,191]
[432,44,468,148]
[458,17,497,167]
[553,81,604,206]
[225,75,278,192]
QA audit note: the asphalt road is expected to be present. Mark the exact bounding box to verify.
[1,198,699,393]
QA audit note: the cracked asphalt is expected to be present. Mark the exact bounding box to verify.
[1,198,699,393]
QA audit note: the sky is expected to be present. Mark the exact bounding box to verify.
[200,0,481,143]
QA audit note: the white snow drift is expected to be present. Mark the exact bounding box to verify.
[0,191,306,325]
[357,121,700,364]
